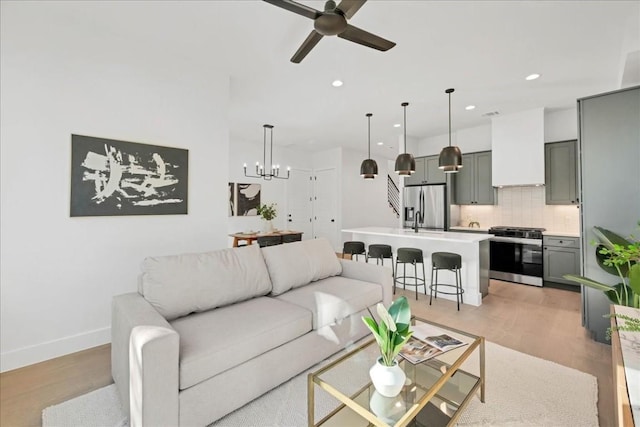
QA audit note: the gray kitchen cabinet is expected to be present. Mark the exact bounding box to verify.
[579,85,640,343]
[454,151,495,205]
[425,156,446,183]
[405,155,446,185]
[543,235,580,285]
[545,140,578,205]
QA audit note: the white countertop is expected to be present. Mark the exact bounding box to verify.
[450,226,490,233]
[542,231,581,238]
[342,227,493,243]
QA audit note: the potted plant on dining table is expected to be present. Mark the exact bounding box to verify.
[256,203,277,233]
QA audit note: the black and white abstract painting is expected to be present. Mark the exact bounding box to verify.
[228,182,235,217]
[235,183,260,216]
[70,135,188,217]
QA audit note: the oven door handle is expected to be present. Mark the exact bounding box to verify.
[491,236,543,246]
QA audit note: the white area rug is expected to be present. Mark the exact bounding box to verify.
[42,342,598,427]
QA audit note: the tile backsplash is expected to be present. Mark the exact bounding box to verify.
[457,186,580,233]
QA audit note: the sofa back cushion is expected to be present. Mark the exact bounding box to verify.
[140,244,272,320]
[261,238,342,296]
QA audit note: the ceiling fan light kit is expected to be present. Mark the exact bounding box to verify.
[244,124,290,180]
[439,88,463,173]
[360,113,378,179]
[263,0,396,63]
[395,102,416,176]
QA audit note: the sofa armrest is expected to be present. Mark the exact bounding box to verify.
[339,259,393,306]
[111,293,176,420]
[129,326,179,427]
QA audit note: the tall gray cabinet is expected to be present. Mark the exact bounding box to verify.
[578,85,640,343]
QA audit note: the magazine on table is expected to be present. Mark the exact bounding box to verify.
[399,323,468,364]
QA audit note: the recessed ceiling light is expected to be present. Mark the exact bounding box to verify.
[465,105,476,111]
[525,73,541,81]
[377,142,384,145]
[331,80,343,87]
[393,123,401,128]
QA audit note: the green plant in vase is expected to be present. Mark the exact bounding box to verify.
[256,203,277,221]
[362,296,413,365]
[564,222,640,337]
[362,296,413,397]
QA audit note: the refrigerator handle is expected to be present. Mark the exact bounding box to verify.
[418,187,424,225]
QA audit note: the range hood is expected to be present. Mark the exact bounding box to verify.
[491,108,545,187]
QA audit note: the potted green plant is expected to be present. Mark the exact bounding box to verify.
[362,296,412,397]
[564,223,640,337]
[256,203,277,233]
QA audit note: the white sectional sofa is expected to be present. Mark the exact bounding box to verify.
[111,238,392,426]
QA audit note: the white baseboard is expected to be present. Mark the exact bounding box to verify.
[0,327,111,373]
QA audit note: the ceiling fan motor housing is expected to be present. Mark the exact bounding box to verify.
[314,12,347,35]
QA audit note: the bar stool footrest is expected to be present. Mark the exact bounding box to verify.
[429,284,464,296]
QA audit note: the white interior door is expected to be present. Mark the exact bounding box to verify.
[313,167,338,249]
[286,168,313,239]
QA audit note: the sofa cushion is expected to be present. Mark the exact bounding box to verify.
[140,245,272,321]
[170,296,312,390]
[275,276,382,330]
[262,238,342,296]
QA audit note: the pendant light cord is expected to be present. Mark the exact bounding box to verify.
[448,92,452,147]
[367,113,372,159]
[402,102,409,153]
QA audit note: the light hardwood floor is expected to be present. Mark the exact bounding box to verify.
[0,280,613,427]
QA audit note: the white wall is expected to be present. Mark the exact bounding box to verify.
[340,148,399,231]
[0,3,230,371]
[416,124,492,156]
[544,108,578,142]
[227,139,311,244]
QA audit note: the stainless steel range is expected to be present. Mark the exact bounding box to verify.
[488,226,545,286]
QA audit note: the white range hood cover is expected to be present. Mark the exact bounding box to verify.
[491,108,545,187]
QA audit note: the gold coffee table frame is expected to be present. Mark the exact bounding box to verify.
[308,317,485,427]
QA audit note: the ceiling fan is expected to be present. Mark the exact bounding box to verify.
[263,0,396,63]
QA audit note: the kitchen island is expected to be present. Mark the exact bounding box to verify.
[342,227,492,306]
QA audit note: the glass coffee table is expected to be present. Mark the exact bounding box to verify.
[307,317,485,427]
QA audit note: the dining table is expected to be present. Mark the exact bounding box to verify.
[229,230,303,247]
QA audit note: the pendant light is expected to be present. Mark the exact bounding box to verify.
[360,113,378,179]
[438,88,463,173]
[244,124,290,180]
[394,102,415,175]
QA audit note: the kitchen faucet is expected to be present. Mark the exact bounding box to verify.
[414,211,422,232]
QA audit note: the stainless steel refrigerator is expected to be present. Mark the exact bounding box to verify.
[403,184,447,230]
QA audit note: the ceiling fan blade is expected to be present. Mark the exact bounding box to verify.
[262,0,320,20]
[336,0,367,19]
[337,24,396,51]
[291,30,324,63]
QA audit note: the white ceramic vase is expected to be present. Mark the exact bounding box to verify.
[369,357,406,398]
[263,219,274,233]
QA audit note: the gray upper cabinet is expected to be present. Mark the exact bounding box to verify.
[454,151,495,205]
[545,140,578,205]
[425,156,446,183]
[404,155,446,185]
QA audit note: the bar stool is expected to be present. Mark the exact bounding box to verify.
[366,244,394,278]
[430,252,464,310]
[394,248,427,300]
[343,241,366,261]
